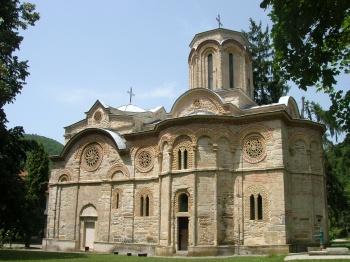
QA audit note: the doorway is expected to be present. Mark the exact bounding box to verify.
[178,217,188,250]
[84,221,95,250]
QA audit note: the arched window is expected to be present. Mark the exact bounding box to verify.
[257,194,263,220]
[140,196,144,216]
[177,149,189,170]
[250,195,255,220]
[229,53,234,89]
[179,194,188,212]
[116,193,120,209]
[183,149,188,169]
[146,196,150,216]
[208,54,213,90]
[178,150,182,170]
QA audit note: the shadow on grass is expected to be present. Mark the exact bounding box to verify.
[0,250,88,261]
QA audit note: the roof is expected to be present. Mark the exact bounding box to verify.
[117,104,146,112]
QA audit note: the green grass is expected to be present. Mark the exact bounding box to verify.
[0,250,286,262]
[1,250,350,262]
[331,241,350,248]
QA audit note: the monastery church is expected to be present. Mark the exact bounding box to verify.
[44,27,328,256]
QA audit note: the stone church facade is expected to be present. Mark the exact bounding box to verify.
[43,28,328,256]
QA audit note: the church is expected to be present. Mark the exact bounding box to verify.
[43,27,328,256]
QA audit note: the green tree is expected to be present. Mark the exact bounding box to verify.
[0,0,40,231]
[260,0,350,133]
[22,143,49,248]
[243,18,290,105]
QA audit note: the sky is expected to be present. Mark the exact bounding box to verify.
[5,0,348,144]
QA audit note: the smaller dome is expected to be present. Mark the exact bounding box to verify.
[117,104,146,112]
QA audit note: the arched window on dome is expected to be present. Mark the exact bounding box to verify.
[229,53,234,89]
[208,54,213,90]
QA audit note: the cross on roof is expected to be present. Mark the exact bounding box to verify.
[127,87,135,104]
[216,15,223,28]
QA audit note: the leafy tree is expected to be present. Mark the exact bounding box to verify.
[243,18,290,105]
[260,0,350,133]
[0,0,40,232]
[22,143,49,248]
[24,134,64,156]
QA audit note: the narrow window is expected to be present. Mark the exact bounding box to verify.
[178,150,182,170]
[116,193,120,209]
[208,54,213,90]
[229,53,234,89]
[146,196,150,216]
[257,194,263,220]
[179,194,188,212]
[250,195,255,220]
[140,196,144,216]
[183,149,188,169]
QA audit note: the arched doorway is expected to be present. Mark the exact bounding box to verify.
[80,205,98,250]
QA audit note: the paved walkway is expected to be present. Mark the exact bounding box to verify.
[285,253,350,261]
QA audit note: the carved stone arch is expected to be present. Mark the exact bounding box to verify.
[173,135,194,170]
[196,134,215,168]
[289,133,310,149]
[130,139,158,158]
[158,133,173,152]
[197,40,220,56]
[80,203,98,218]
[135,187,154,216]
[174,189,193,214]
[171,127,196,144]
[222,39,246,53]
[237,124,274,145]
[160,140,171,173]
[75,135,110,159]
[244,185,269,221]
[308,135,322,149]
[194,128,216,144]
[214,129,236,145]
[288,133,309,172]
[112,188,123,209]
[106,164,130,180]
[56,168,73,183]
[309,135,323,172]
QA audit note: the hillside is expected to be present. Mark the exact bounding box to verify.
[24,134,64,156]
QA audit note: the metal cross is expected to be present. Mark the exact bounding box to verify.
[216,15,223,28]
[127,87,135,104]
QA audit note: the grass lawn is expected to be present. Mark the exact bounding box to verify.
[1,250,286,262]
[0,250,349,262]
[1,241,350,262]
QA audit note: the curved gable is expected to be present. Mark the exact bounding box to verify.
[278,96,300,119]
[170,88,228,118]
[51,128,127,162]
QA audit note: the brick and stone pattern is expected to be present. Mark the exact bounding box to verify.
[45,28,327,256]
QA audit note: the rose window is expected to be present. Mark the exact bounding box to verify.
[82,144,103,171]
[243,137,266,163]
[136,148,154,173]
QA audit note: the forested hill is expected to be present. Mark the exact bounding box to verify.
[24,134,64,156]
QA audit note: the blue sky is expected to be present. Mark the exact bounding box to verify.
[5,0,347,144]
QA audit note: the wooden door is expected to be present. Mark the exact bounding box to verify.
[178,217,188,250]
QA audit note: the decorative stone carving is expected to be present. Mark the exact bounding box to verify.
[81,143,103,171]
[243,136,266,163]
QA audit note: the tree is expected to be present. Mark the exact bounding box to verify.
[243,18,290,105]
[21,143,49,248]
[260,0,350,133]
[0,0,40,232]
